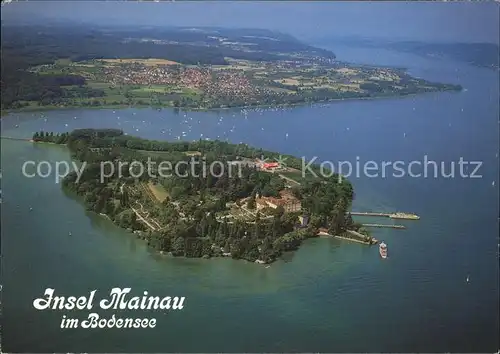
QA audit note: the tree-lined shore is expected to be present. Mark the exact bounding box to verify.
[33,129,373,263]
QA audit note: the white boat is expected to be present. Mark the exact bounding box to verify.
[379,242,387,259]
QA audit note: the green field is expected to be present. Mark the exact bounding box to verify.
[130,85,173,94]
[147,181,169,203]
[280,170,322,183]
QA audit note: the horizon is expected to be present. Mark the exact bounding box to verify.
[1,1,499,45]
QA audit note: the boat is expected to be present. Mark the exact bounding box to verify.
[389,212,420,220]
[379,242,387,259]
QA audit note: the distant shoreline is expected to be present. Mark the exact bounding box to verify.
[1,88,461,117]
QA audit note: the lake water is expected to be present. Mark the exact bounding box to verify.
[1,44,499,352]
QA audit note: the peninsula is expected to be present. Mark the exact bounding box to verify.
[2,24,462,114]
[33,129,376,264]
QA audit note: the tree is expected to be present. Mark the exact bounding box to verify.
[328,199,347,235]
[120,188,130,207]
[274,205,285,218]
[247,195,256,210]
[172,237,185,256]
[260,237,273,262]
[345,212,354,229]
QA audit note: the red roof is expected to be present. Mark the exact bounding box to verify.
[262,162,279,168]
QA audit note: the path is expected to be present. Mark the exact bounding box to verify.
[134,201,162,230]
[130,205,158,231]
[122,184,163,232]
[278,173,301,186]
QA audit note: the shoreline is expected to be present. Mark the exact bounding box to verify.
[100,207,277,265]
[49,139,304,266]
[318,233,374,245]
[44,136,356,266]
[1,87,462,117]
[24,129,414,266]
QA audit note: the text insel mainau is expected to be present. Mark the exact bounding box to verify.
[33,288,185,311]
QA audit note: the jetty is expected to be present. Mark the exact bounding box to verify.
[362,223,406,229]
[0,136,31,142]
[317,228,378,245]
[350,211,420,220]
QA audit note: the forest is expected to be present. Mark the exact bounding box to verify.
[32,129,370,263]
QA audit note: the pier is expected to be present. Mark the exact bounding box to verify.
[336,233,378,245]
[0,136,31,142]
[318,228,378,245]
[350,212,390,217]
[362,223,406,229]
[350,211,420,220]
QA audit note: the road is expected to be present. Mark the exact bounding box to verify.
[278,173,301,186]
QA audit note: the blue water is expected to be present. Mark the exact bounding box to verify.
[1,43,499,352]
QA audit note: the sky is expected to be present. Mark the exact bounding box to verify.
[1,1,499,44]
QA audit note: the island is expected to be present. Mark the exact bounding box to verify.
[33,128,376,264]
[2,24,462,114]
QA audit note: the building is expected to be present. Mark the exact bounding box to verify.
[298,214,309,227]
[318,228,330,236]
[256,161,281,171]
[283,199,301,212]
[279,190,302,212]
[279,190,296,200]
[257,196,301,212]
[256,198,269,210]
